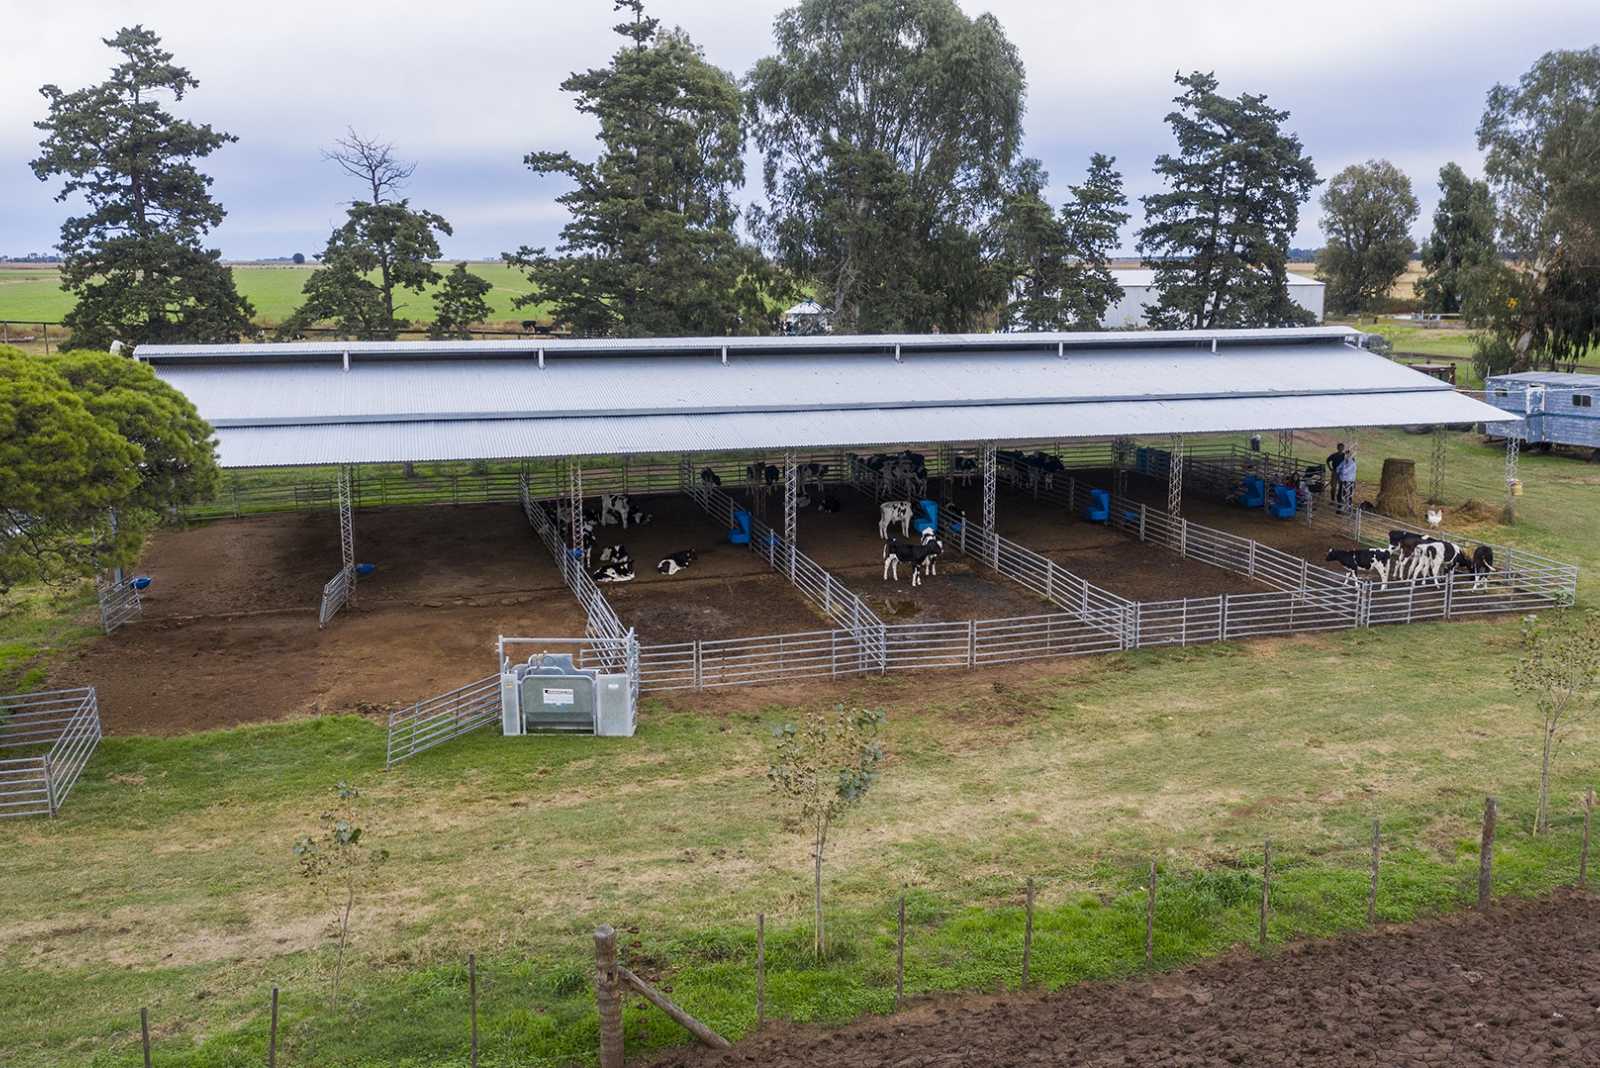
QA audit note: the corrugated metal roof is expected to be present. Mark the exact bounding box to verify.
[138,329,1512,468]
[206,390,1509,468]
[134,325,1358,363]
[158,343,1448,428]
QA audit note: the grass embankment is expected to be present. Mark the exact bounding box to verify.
[0,424,1596,1067]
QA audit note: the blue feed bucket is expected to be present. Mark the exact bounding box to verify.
[355,563,377,576]
[130,576,152,590]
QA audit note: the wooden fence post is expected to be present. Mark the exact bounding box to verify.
[268,987,280,1068]
[140,1007,152,1068]
[756,913,766,1027]
[594,926,625,1068]
[895,895,906,1008]
[1020,878,1034,988]
[1367,819,1380,926]
[1259,840,1272,950]
[469,953,479,1068]
[1478,797,1497,910]
[1581,789,1593,890]
[1145,862,1157,970]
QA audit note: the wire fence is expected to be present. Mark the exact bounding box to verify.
[0,686,103,819]
[117,789,1597,1066]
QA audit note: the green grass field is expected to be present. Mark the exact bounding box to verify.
[0,263,543,327]
[1,429,1596,1067]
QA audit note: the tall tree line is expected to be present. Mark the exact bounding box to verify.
[34,15,1597,353]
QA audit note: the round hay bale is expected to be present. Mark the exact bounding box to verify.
[1375,458,1421,519]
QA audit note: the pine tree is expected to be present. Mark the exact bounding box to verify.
[505,1,778,337]
[1059,154,1129,329]
[1137,72,1320,329]
[429,264,493,339]
[997,160,1068,331]
[998,154,1127,331]
[1415,163,1498,314]
[31,26,254,349]
[283,132,452,340]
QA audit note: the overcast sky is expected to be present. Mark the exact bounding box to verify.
[3,0,1597,261]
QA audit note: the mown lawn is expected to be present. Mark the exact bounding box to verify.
[0,423,1596,1068]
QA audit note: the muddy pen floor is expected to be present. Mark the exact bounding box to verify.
[941,480,1275,601]
[796,486,1062,624]
[72,503,593,734]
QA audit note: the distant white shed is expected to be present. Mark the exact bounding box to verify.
[1101,269,1326,328]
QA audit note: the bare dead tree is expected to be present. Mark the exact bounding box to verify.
[324,127,415,206]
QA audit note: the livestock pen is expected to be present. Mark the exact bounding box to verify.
[98,328,1578,762]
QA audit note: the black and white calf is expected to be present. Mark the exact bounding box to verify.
[599,493,630,527]
[1459,545,1496,590]
[700,467,722,488]
[592,558,635,583]
[597,544,632,569]
[817,495,841,513]
[657,549,698,576]
[1410,539,1466,586]
[878,500,914,539]
[950,456,978,486]
[1326,547,1394,586]
[882,534,942,587]
[800,462,830,494]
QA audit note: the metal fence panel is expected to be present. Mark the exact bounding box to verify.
[386,674,502,767]
[0,687,101,818]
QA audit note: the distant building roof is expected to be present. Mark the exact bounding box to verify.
[1110,268,1324,289]
[783,299,827,317]
[1488,371,1600,387]
[136,327,1506,468]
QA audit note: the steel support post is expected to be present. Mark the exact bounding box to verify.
[783,451,798,582]
[1167,436,1184,517]
[1504,433,1520,521]
[569,462,583,559]
[981,442,998,568]
[337,465,356,603]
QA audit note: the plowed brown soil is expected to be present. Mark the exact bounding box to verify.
[652,894,1600,1068]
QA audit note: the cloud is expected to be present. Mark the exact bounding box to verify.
[3,0,1597,259]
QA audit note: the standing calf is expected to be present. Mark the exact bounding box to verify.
[878,500,914,539]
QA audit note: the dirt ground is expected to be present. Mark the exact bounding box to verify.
[652,892,1600,1068]
[69,474,1388,736]
[795,479,1269,619]
[587,495,831,642]
[73,504,597,734]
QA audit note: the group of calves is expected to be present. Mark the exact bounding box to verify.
[1326,530,1496,590]
[551,493,696,584]
[704,466,841,511]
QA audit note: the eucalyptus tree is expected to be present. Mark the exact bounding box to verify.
[1415,163,1497,315]
[747,0,1027,333]
[1316,160,1419,316]
[1473,47,1600,370]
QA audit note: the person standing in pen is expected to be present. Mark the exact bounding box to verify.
[1336,447,1358,514]
[1325,442,1346,503]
